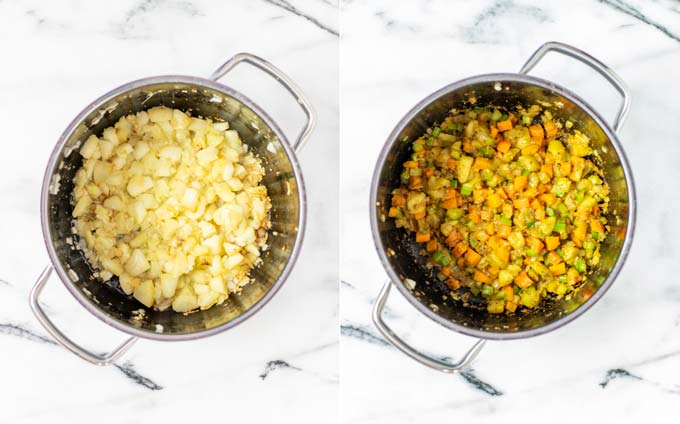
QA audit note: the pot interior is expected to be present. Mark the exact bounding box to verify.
[374,76,632,337]
[44,79,302,337]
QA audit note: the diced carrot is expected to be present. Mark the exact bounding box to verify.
[572,221,587,247]
[530,199,541,210]
[523,187,539,198]
[487,236,501,251]
[582,288,594,301]
[497,119,513,132]
[591,220,604,234]
[513,175,528,192]
[446,278,461,290]
[465,249,482,266]
[473,270,492,284]
[445,229,462,247]
[440,198,459,209]
[485,222,495,235]
[495,245,510,263]
[528,237,544,254]
[540,193,556,206]
[413,210,426,220]
[468,208,481,223]
[496,188,508,200]
[496,225,511,239]
[473,157,492,170]
[447,158,457,169]
[441,266,452,277]
[426,239,438,252]
[540,164,553,178]
[453,242,468,258]
[496,140,511,153]
[423,167,435,178]
[409,176,423,189]
[391,194,406,206]
[486,193,503,208]
[521,144,539,155]
[473,188,488,204]
[415,232,430,243]
[480,210,492,221]
[515,271,534,288]
[490,126,499,138]
[388,207,400,217]
[505,300,518,312]
[403,160,419,169]
[443,188,457,200]
[513,197,530,209]
[535,207,546,221]
[529,124,544,142]
[502,285,514,300]
[544,152,555,165]
[545,236,560,251]
[550,262,566,276]
[463,140,473,153]
[544,121,557,137]
[547,251,562,265]
[560,162,572,176]
[567,268,580,285]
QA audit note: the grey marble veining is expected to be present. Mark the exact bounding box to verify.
[340,0,680,422]
[0,0,338,422]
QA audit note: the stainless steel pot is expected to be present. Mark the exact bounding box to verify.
[370,42,635,373]
[29,53,315,365]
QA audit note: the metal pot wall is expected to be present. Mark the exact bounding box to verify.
[370,42,635,373]
[30,53,315,365]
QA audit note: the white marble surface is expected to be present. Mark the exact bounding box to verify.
[340,0,680,422]
[0,0,337,422]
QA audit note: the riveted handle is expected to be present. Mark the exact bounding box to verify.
[372,280,485,373]
[520,41,631,133]
[211,53,316,152]
[29,266,138,366]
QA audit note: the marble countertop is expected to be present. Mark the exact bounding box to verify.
[0,0,337,422]
[340,0,680,422]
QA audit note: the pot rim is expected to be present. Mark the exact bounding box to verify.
[370,72,636,341]
[41,74,307,341]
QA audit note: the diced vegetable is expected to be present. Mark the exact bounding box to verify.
[389,106,609,314]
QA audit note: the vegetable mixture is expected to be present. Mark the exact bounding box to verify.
[389,105,609,314]
[72,107,271,313]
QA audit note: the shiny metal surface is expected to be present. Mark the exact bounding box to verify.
[29,266,138,366]
[370,42,635,367]
[34,55,312,356]
[372,280,486,373]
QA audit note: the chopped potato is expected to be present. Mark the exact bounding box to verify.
[72,107,271,312]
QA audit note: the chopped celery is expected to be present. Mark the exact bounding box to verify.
[460,182,473,196]
[432,251,443,262]
[546,207,555,217]
[482,285,494,296]
[575,258,586,273]
[433,127,441,137]
[450,179,459,188]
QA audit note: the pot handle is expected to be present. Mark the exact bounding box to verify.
[210,53,316,152]
[29,265,138,366]
[372,280,486,373]
[519,41,630,133]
